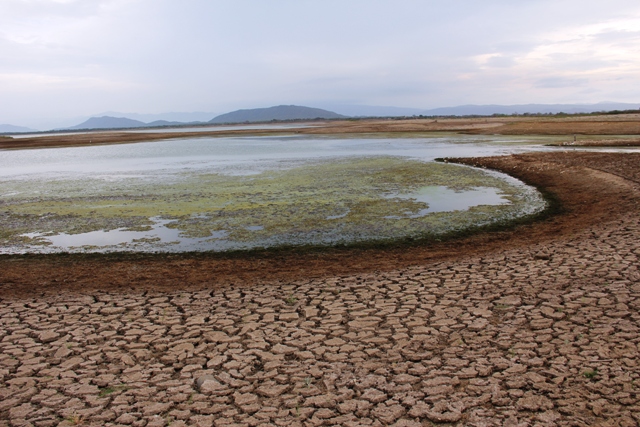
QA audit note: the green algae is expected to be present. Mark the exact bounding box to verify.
[0,156,545,253]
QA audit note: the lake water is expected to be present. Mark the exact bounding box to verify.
[0,134,549,180]
[1,134,553,253]
[9,123,313,139]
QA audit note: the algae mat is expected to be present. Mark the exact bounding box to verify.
[0,157,545,253]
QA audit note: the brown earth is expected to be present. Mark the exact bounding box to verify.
[1,151,639,426]
[548,138,640,147]
[463,117,640,136]
[1,113,639,150]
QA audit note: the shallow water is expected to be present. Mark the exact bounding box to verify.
[9,123,313,139]
[1,134,552,254]
[385,186,509,218]
[22,218,228,252]
[0,134,549,180]
[126,123,315,133]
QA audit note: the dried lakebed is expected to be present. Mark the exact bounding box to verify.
[1,152,639,426]
[0,135,550,254]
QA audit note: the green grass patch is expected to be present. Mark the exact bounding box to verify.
[98,384,128,397]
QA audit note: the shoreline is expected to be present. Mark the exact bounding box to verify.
[2,114,640,150]
[1,151,637,296]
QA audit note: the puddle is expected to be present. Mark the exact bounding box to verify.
[20,218,229,253]
[385,186,509,218]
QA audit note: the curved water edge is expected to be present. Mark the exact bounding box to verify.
[1,154,547,254]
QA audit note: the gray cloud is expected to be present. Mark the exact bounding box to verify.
[592,29,640,45]
[1,0,640,128]
[535,77,590,89]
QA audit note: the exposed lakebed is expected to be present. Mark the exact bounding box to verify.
[0,134,551,253]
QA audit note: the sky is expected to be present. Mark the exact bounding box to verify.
[2,0,640,129]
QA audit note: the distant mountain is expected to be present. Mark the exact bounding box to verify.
[51,101,640,132]
[66,116,148,130]
[146,120,185,127]
[418,102,640,116]
[64,116,199,131]
[0,124,38,133]
[323,104,425,117]
[209,105,346,124]
[320,102,640,117]
[98,111,219,123]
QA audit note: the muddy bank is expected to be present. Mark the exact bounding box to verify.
[547,138,640,147]
[1,152,638,298]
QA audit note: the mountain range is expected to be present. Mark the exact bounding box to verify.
[415,102,640,117]
[2,102,638,133]
[209,105,345,124]
[98,111,219,123]
[59,105,344,131]
[65,116,184,130]
[0,124,39,133]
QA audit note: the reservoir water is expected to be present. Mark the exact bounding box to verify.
[0,134,549,179]
[1,134,552,253]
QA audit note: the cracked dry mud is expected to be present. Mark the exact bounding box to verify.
[1,152,639,427]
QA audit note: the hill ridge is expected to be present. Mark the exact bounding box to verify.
[209,105,346,124]
[0,124,39,133]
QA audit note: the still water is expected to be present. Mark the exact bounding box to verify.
[0,134,549,179]
[9,123,313,139]
[1,134,552,253]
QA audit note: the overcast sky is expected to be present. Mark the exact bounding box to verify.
[2,0,640,128]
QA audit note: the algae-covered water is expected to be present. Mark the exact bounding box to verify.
[0,134,550,253]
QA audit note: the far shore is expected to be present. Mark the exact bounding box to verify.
[1,113,640,150]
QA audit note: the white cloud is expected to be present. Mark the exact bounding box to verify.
[0,72,135,92]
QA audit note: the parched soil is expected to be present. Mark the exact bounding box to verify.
[464,118,640,136]
[1,152,639,426]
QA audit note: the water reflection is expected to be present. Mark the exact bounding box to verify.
[0,134,550,180]
[385,186,509,218]
[21,218,229,252]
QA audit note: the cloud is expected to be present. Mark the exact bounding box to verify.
[474,54,517,69]
[0,72,135,92]
[534,77,589,89]
[1,0,640,126]
[485,55,516,68]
